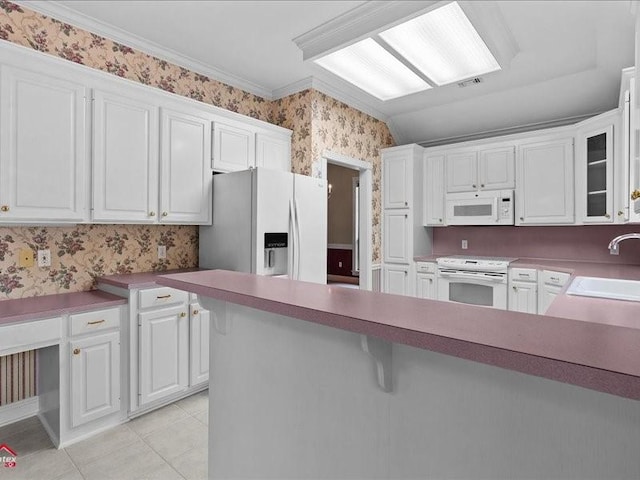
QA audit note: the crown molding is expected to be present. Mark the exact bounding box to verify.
[15,0,274,100]
[271,77,315,100]
[293,0,440,61]
[417,112,601,148]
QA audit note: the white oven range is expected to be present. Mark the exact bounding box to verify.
[436,256,517,309]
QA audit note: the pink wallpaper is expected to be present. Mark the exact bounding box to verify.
[433,225,640,265]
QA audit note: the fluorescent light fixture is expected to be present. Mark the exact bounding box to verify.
[379,2,501,86]
[314,38,431,101]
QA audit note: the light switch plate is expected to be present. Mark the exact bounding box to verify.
[157,245,167,259]
[461,240,468,249]
[37,249,51,267]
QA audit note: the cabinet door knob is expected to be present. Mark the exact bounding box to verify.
[429,278,433,283]
[149,211,156,217]
[438,218,443,222]
[192,309,199,315]
[180,312,187,318]
[162,212,168,217]
[0,205,8,212]
[605,213,611,219]
[472,184,476,188]
[618,210,624,216]
[73,348,81,355]
[520,217,524,221]
[404,201,408,206]
[631,189,640,201]
[404,214,408,218]
[480,184,485,188]
[512,286,517,291]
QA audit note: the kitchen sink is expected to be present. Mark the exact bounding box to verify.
[566,276,640,302]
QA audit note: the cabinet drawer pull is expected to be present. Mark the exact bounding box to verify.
[192,309,199,315]
[180,312,187,317]
[73,348,80,355]
[0,205,8,212]
[162,211,168,217]
[149,211,156,217]
[156,294,172,299]
[87,319,105,325]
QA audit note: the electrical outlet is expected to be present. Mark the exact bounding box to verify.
[157,245,167,259]
[37,249,51,267]
[461,240,468,250]
[19,249,34,268]
[338,261,343,268]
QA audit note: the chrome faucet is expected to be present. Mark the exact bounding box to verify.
[608,233,640,255]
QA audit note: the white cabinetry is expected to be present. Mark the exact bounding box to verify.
[516,137,574,225]
[445,145,514,193]
[138,303,189,406]
[0,64,87,223]
[68,307,121,428]
[423,153,445,226]
[256,132,291,172]
[96,281,209,414]
[575,110,618,224]
[415,262,437,300]
[381,145,432,297]
[213,121,291,173]
[383,211,410,263]
[189,298,210,387]
[537,270,571,314]
[508,268,538,314]
[383,264,410,296]
[160,106,212,224]
[92,89,159,223]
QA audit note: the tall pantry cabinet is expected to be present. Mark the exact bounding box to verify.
[381,145,432,296]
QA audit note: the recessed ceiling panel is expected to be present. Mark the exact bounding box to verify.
[379,2,501,86]
[314,38,431,101]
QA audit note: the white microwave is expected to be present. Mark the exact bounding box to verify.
[445,190,514,225]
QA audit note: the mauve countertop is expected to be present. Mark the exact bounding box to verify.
[0,290,126,326]
[97,268,203,290]
[157,269,640,400]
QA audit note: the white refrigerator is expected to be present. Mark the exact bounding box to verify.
[199,168,327,284]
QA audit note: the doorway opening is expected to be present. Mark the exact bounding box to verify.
[319,151,373,290]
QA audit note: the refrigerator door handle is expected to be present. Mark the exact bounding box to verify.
[289,198,298,279]
[294,198,302,280]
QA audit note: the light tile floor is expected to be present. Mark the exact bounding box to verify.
[0,390,209,480]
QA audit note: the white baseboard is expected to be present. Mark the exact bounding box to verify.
[0,396,39,427]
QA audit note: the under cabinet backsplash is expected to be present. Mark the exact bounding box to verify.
[433,225,640,265]
[0,225,198,300]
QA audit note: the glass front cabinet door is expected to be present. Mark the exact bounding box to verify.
[579,123,614,223]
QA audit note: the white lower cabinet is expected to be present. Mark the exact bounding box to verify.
[508,268,538,314]
[415,273,437,299]
[383,265,410,296]
[538,270,571,314]
[138,304,189,407]
[189,302,210,386]
[70,331,120,427]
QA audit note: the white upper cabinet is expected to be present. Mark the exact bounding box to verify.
[212,120,255,172]
[256,132,291,172]
[576,114,615,224]
[446,151,477,193]
[92,89,159,223]
[516,137,575,225]
[423,153,445,226]
[446,145,514,193]
[160,106,212,224]
[0,65,87,222]
[383,152,412,209]
[479,145,515,190]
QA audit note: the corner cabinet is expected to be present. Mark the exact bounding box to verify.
[516,137,574,225]
[0,64,88,223]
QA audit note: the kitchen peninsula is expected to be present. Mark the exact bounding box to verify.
[158,269,640,480]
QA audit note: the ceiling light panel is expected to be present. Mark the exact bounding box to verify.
[314,38,431,101]
[379,2,501,86]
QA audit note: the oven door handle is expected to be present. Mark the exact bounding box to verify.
[438,271,506,282]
